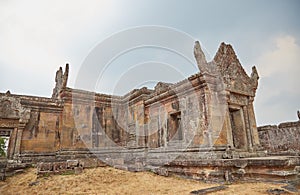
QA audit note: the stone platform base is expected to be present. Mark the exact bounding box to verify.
[9,149,300,184]
[151,156,300,184]
[0,158,31,181]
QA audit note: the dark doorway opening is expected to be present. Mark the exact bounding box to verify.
[168,112,183,141]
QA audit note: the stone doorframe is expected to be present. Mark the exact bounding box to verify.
[0,94,30,159]
[228,106,248,151]
[167,111,183,142]
[0,119,19,159]
[228,103,257,153]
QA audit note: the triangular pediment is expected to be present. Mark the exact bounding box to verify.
[213,42,258,96]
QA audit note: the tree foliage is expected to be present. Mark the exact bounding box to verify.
[0,137,6,157]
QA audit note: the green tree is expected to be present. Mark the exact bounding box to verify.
[0,137,6,157]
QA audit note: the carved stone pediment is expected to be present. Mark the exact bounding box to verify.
[193,41,259,96]
[213,43,259,96]
[0,94,31,124]
[0,99,18,118]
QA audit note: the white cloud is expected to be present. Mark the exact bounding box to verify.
[259,35,300,78]
[0,0,117,69]
[255,35,300,125]
[0,0,118,95]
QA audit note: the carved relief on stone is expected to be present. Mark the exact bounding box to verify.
[220,62,249,93]
[0,94,31,124]
[154,82,172,94]
[52,63,69,99]
[213,42,258,95]
[0,100,15,118]
[229,93,248,106]
[0,118,19,128]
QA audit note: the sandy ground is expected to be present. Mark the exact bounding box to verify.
[0,167,294,195]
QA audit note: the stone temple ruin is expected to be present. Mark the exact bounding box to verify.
[0,41,299,183]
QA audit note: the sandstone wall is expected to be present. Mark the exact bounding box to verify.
[258,121,300,154]
[0,94,64,155]
[22,111,61,153]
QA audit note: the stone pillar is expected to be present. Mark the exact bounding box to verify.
[225,110,234,148]
[13,123,25,158]
[247,99,260,148]
[7,127,18,159]
[242,106,253,152]
[127,123,137,148]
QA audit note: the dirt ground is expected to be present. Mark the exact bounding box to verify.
[0,167,295,194]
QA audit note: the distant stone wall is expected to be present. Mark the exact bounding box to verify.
[258,121,300,154]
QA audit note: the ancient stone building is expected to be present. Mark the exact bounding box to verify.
[1,41,300,183]
[0,41,263,162]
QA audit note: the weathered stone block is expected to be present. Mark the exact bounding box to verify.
[112,158,124,166]
[155,167,169,177]
[37,162,52,172]
[66,160,79,169]
[53,162,67,172]
[74,166,83,174]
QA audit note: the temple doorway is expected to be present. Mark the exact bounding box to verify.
[229,108,247,150]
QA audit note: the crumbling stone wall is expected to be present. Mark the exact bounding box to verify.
[258,121,300,154]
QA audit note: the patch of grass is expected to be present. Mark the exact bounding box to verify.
[224,181,232,185]
[40,173,50,178]
[60,170,75,176]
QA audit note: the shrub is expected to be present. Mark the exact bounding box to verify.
[0,137,6,157]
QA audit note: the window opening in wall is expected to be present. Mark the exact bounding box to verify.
[168,112,183,141]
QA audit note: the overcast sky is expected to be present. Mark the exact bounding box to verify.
[0,0,299,126]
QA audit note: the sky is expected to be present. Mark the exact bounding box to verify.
[0,0,299,126]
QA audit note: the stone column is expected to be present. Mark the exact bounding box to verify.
[7,127,18,159]
[247,100,260,148]
[13,123,25,159]
[225,110,234,148]
[242,106,253,152]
